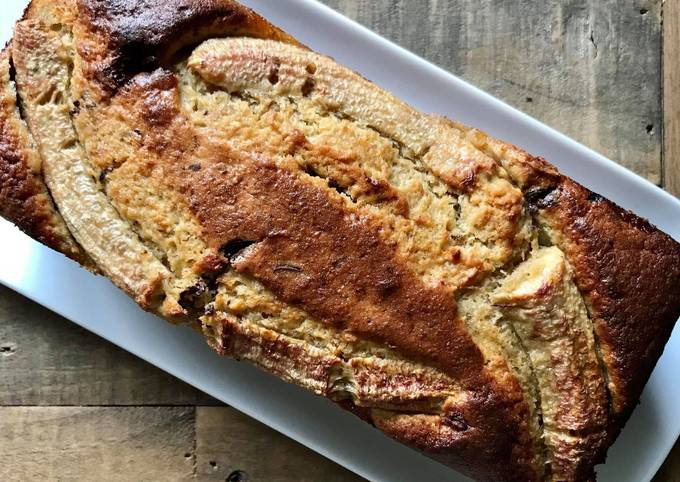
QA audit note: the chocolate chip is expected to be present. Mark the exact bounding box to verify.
[301,77,315,97]
[525,185,558,211]
[273,263,302,273]
[376,277,400,297]
[445,412,469,431]
[187,163,201,172]
[586,191,604,203]
[185,281,207,297]
[179,280,208,310]
[304,164,321,178]
[99,165,114,183]
[459,171,477,191]
[268,66,279,85]
[70,99,81,115]
[220,239,255,260]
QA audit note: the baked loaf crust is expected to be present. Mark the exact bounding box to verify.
[1,1,679,480]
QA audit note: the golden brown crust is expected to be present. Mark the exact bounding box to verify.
[0,47,89,265]
[464,128,680,476]
[537,178,680,417]
[370,408,538,482]
[118,66,541,482]
[75,0,300,95]
[0,2,678,481]
[465,129,680,419]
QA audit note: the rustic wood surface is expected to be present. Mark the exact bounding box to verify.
[665,0,680,198]
[0,407,195,481]
[0,0,677,480]
[655,2,680,480]
[0,285,217,406]
[195,408,365,482]
[323,0,664,185]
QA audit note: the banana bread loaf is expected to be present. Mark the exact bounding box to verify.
[1,1,679,480]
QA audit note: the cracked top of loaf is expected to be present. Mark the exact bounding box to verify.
[1,1,679,480]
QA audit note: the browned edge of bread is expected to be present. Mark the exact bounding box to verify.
[467,130,680,428]
[71,0,303,95]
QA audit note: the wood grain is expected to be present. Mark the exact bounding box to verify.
[655,1,680,479]
[0,285,217,406]
[0,406,195,481]
[194,407,365,482]
[321,0,663,184]
[664,0,680,196]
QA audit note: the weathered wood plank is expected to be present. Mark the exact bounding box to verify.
[664,0,680,196]
[0,285,217,405]
[0,1,672,481]
[0,406,195,481]
[320,0,663,183]
[195,407,366,482]
[654,0,680,477]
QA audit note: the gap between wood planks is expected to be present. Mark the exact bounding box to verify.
[652,3,680,481]
[663,0,680,197]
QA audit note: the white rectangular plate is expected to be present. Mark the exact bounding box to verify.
[1,1,678,481]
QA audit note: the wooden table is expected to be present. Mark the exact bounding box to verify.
[1,1,678,480]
